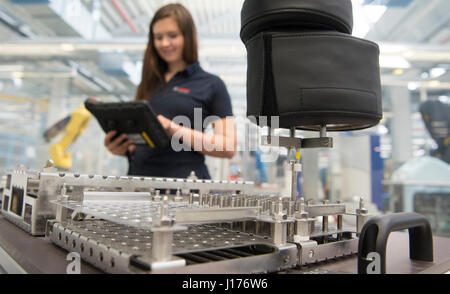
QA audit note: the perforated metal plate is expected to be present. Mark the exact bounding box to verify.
[58,219,274,254]
[53,198,259,229]
[48,219,301,274]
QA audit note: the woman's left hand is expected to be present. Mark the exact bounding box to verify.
[157,115,178,135]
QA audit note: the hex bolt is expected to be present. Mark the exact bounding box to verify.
[294,197,309,220]
[337,200,343,240]
[322,200,329,233]
[208,194,213,207]
[269,200,275,216]
[61,183,67,195]
[277,197,284,215]
[272,222,287,246]
[61,184,69,203]
[160,196,169,220]
[56,184,69,222]
[154,190,161,202]
[322,216,329,233]
[356,197,369,236]
[174,189,183,202]
[287,201,295,216]
[188,171,197,180]
[256,199,262,216]
[45,159,54,168]
[59,184,69,202]
[299,197,305,212]
[225,195,231,207]
[356,197,368,214]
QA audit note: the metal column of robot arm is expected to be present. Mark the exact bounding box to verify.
[262,125,333,202]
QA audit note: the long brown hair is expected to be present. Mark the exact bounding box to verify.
[135,3,198,101]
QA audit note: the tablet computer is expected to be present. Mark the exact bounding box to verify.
[84,97,170,150]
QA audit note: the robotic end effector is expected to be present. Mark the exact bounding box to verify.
[240,1,437,274]
[45,104,92,169]
[241,0,382,201]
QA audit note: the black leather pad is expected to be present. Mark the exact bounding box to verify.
[240,0,353,42]
[245,31,382,131]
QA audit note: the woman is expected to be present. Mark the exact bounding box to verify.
[104,3,236,179]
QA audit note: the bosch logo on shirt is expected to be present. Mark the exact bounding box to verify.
[173,86,191,94]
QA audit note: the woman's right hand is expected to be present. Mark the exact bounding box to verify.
[104,130,136,156]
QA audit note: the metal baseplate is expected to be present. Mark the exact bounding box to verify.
[46,188,369,274]
[47,219,299,274]
[2,165,370,273]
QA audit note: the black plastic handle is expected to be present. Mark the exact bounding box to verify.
[358,212,433,274]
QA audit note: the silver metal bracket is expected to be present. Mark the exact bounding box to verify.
[304,203,346,217]
[261,135,333,149]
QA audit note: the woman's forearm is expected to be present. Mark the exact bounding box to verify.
[168,124,236,158]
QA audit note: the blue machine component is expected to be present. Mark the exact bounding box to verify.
[254,149,268,183]
[297,166,301,199]
[370,135,383,210]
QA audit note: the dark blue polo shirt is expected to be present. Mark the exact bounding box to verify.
[128,61,233,179]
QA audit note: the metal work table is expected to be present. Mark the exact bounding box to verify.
[0,215,449,274]
[0,215,101,274]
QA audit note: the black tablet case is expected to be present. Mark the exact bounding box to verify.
[84,98,170,150]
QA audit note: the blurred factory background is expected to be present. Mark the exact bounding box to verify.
[0,0,449,237]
